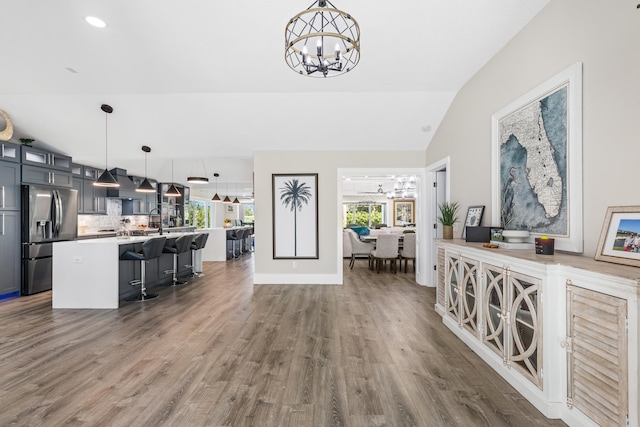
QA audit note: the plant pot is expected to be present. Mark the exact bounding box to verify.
[443,225,454,239]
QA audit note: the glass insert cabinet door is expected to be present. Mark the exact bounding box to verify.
[482,264,542,389]
[445,254,461,322]
[445,254,479,335]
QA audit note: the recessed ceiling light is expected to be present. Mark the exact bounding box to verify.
[85,16,107,28]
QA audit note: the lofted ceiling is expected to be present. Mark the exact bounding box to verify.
[0,0,549,199]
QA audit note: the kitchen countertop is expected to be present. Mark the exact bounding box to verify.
[75,231,197,245]
[77,226,197,239]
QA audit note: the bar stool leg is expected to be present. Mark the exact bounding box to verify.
[137,260,158,301]
[167,253,188,285]
[174,253,187,285]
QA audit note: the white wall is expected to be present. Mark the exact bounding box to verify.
[253,150,426,284]
[426,0,640,257]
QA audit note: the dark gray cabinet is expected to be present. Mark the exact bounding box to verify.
[0,158,20,295]
[0,210,20,294]
[0,161,20,211]
[1,142,20,163]
[74,165,107,214]
[21,164,73,188]
[21,146,72,171]
[21,146,73,188]
[72,177,84,213]
[82,180,107,214]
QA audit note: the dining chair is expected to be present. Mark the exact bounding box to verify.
[347,229,375,269]
[399,232,416,273]
[370,233,399,273]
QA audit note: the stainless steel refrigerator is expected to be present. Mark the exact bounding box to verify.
[21,185,78,295]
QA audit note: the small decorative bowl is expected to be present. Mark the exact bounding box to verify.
[502,230,530,243]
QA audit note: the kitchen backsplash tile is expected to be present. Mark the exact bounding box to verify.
[78,199,149,232]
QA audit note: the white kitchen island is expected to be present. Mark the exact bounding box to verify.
[52,232,197,309]
[198,226,253,261]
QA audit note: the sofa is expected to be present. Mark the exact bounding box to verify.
[343,226,415,258]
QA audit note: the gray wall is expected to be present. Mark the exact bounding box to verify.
[426,0,640,256]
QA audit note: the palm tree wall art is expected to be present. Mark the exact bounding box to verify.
[272,174,319,259]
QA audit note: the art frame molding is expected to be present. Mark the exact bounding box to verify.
[491,62,583,253]
[393,199,415,227]
[272,173,318,259]
[595,206,640,267]
[461,205,485,239]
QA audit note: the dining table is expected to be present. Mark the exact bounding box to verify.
[359,234,405,247]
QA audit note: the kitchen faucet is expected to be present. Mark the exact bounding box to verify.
[148,208,163,235]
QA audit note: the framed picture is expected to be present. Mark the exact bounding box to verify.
[490,227,504,242]
[393,199,415,226]
[491,62,583,253]
[461,205,485,239]
[272,173,318,259]
[595,206,640,267]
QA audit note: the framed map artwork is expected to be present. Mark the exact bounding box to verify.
[491,62,583,253]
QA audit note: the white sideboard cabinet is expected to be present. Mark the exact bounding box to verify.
[435,239,640,427]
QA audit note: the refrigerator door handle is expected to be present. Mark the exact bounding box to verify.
[1,213,4,235]
[53,189,62,237]
[57,190,63,236]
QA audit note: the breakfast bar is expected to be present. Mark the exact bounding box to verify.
[52,232,197,309]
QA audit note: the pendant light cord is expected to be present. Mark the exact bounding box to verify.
[104,113,108,169]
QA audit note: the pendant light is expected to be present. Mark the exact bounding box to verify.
[223,182,231,203]
[165,159,181,197]
[211,173,221,202]
[187,159,209,184]
[94,104,119,187]
[232,182,240,205]
[136,145,155,193]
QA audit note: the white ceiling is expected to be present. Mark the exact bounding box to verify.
[0,0,549,199]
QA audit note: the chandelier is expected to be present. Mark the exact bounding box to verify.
[285,0,360,78]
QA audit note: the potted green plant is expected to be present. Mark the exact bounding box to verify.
[438,201,460,239]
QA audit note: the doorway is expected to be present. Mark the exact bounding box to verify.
[338,167,427,285]
[425,157,450,287]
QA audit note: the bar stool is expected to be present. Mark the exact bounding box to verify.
[120,237,166,301]
[243,228,253,253]
[190,233,209,277]
[163,235,193,286]
[228,229,245,258]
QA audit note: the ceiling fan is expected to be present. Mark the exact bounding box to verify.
[357,184,387,194]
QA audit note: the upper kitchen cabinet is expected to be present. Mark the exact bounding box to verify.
[21,146,72,188]
[81,166,107,214]
[0,160,20,211]
[1,141,20,163]
[21,146,72,171]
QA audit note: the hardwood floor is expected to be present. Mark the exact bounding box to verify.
[0,256,565,426]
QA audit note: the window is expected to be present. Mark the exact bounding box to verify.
[189,200,211,229]
[243,204,254,224]
[343,203,385,227]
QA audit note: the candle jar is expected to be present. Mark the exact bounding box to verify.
[535,237,554,255]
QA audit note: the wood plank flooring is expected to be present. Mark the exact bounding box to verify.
[0,256,565,426]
